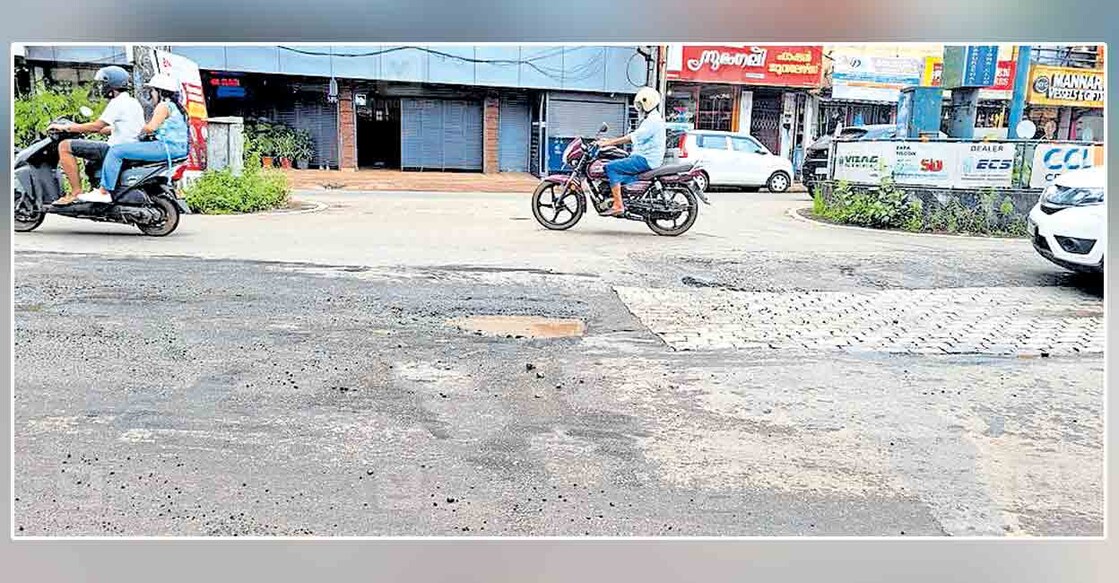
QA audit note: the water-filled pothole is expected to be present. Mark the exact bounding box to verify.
[449,315,586,338]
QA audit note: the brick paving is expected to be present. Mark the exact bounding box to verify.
[615,286,1104,357]
[282,169,540,193]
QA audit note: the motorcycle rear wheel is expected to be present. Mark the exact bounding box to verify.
[531,181,585,231]
[13,188,45,232]
[137,196,181,237]
[645,186,699,237]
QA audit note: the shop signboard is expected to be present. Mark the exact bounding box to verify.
[922,57,1015,99]
[1027,65,1105,108]
[831,52,925,102]
[941,45,1000,89]
[1029,143,1105,188]
[666,45,824,88]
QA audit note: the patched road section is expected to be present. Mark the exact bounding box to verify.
[615,286,1103,357]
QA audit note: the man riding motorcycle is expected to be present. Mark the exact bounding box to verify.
[46,65,145,206]
[594,86,666,216]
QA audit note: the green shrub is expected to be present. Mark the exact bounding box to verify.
[15,81,106,150]
[182,166,291,214]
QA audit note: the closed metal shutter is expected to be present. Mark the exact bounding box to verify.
[498,95,530,172]
[276,94,339,168]
[401,98,483,170]
[545,93,627,173]
[546,94,627,138]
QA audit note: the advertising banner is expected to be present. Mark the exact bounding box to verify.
[834,141,1019,189]
[955,142,1015,188]
[833,141,894,184]
[1027,65,1105,108]
[831,53,924,102]
[135,48,209,170]
[666,45,824,88]
[1029,143,1105,188]
[891,141,957,187]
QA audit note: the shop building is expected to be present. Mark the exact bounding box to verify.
[21,45,652,175]
[662,45,825,163]
[1023,46,1105,141]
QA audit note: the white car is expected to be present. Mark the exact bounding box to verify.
[670,130,794,193]
[1028,165,1105,273]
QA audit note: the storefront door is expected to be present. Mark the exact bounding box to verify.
[749,92,782,154]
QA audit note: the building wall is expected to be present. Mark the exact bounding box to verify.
[167,45,648,94]
[483,96,500,174]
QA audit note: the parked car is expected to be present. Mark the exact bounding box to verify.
[1028,165,1105,274]
[667,130,794,193]
[801,125,948,191]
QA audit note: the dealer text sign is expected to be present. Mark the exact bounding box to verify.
[1028,65,1105,108]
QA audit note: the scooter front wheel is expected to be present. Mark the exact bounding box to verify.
[137,196,181,237]
[13,187,45,232]
[531,181,585,231]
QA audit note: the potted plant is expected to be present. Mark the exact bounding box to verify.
[256,128,276,168]
[274,126,296,169]
[293,129,314,170]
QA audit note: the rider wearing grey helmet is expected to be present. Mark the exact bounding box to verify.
[48,65,145,206]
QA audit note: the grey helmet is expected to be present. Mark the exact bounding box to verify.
[93,66,130,97]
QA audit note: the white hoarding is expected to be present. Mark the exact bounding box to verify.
[955,142,1016,189]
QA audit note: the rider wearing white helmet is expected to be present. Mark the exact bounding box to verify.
[78,72,191,204]
[595,86,666,216]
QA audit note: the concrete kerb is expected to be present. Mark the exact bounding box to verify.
[785,204,1024,242]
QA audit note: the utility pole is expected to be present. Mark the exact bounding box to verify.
[1007,45,1032,138]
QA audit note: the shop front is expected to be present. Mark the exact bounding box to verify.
[922,52,1016,138]
[664,45,824,159]
[1025,64,1104,141]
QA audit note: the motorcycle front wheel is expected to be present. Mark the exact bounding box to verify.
[13,187,45,233]
[645,185,699,237]
[531,181,585,231]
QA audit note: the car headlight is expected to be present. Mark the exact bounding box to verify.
[1040,184,1056,205]
[1045,185,1104,207]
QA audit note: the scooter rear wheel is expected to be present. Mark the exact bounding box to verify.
[137,196,181,237]
[13,188,45,232]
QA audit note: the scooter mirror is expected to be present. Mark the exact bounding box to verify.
[599,123,609,133]
[79,106,93,119]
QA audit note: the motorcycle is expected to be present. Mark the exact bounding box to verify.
[13,106,190,236]
[530,123,710,237]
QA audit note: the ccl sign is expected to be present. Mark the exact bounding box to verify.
[1029,144,1105,188]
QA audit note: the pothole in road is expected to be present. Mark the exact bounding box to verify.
[449,315,586,339]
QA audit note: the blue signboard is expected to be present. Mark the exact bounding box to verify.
[963,45,999,87]
[941,45,999,89]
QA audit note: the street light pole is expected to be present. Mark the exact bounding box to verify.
[1007,45,1032,138]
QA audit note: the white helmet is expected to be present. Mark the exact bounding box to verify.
[144,72,180,93]
[634,87,661,113]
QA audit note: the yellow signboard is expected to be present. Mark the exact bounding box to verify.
[1027,65,1104,108]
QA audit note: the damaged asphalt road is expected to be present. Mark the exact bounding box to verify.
[12,250,1103,537]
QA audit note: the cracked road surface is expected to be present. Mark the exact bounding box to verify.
[12,189,1104,536]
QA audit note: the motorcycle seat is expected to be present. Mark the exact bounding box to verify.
[120,156,189,172]
[637,164,694,180]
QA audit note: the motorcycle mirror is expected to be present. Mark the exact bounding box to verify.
[79,106,93,119]
[599,123,609,133]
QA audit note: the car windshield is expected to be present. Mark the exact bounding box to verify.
[1046,185,1104,206]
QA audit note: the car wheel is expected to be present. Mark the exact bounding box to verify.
[766,171,791,193]
[693,170,709,192]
